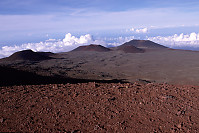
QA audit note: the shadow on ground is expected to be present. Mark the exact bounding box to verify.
[0,66,126,87]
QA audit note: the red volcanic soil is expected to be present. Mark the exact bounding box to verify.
[117,44,145,53]
[72,44,111,52]
[1,50,53,61]
[123,40,168,49]
[0,82,198,132]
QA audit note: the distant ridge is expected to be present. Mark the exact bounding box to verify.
[116,44,145,53]
[72,44,111,52]
[1,49,53,61]
[122,40,168,49]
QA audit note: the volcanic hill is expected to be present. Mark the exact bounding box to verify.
[72,44,111,52]
[1,50,53,61]
[123,40,168,49]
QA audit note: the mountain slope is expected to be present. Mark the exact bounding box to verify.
[116,44,145,53]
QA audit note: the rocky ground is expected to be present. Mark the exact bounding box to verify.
[0,82,199,132]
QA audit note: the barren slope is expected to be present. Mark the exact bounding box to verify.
[116,44,145,53]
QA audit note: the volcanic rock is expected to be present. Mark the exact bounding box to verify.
[72,44,111,52]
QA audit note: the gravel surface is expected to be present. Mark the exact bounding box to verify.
[1,82,199,132]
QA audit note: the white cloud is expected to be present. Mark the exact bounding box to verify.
[130,27,148,33]
[148,32,199,49]
[130,28,135,32]
[104,36,135,46]
[0,33,105,58]
[135,28,148,33]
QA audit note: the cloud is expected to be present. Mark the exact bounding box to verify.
[130,28,148,33]
[148,32,199,49]
[63,33,93,45]
[0,33,105,58]
[130,28,135,32]
[136,28,148,33]
[103,36,135,47]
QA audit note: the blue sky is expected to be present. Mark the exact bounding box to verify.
[1,0,199,14]
[0,0,199,57]
[1,0,199,38]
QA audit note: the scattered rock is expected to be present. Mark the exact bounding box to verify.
[0,118,4,123]
[176,110,185,116]
[108,97,116,101]
[177,111,181,116]
[177,123,183,129]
